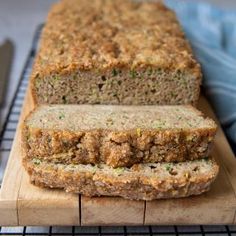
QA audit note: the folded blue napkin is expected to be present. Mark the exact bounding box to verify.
[165,0,236,153]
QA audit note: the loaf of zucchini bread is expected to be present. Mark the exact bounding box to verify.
[31,0,202,105]
[22,105,217,168]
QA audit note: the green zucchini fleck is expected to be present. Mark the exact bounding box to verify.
[91,166,97,174]
[53,75,60,81]
[59,112,65,120]
[112,68,118,76]
[32,158,41,165]
[147,68,153,76]
[165,164,172,171]
[114,167,125,175]
[129,70,137,78]
[153,120,166,129]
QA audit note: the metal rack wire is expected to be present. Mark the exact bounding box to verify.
[0,26,235,236]
[1,225,236,235]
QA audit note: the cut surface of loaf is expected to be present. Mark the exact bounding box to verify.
[23,157,219,200]
[22,105,217,168]
[31,0,201,105]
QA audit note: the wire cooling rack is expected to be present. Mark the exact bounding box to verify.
[0,26,236,235]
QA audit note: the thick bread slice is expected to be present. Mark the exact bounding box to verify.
[23,158,219,200]
[22,105,217,168]
[31,0,201,106]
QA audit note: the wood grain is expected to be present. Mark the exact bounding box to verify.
[18,172,80,226]
[0,91,236,225]
[0,86,32,226]
[81,196,144,226]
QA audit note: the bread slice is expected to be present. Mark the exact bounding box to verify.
[31,0,201,106]
[23,157,219,200]
[22,105,217,168]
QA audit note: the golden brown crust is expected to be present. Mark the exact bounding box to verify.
[22,126,216,168]
[31,0,201,80]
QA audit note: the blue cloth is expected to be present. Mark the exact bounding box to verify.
[165,0,236,152]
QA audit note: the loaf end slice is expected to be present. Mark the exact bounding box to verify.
[31,0,201,105]
[23,158,219,201]
[22,105,217,168]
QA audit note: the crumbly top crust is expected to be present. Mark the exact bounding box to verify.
[33,0,201,77]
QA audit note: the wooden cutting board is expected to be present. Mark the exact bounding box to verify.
[0,86,236,226]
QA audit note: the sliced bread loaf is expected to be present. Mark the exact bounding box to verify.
[22,105,217,168]
[23,157,219,200]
